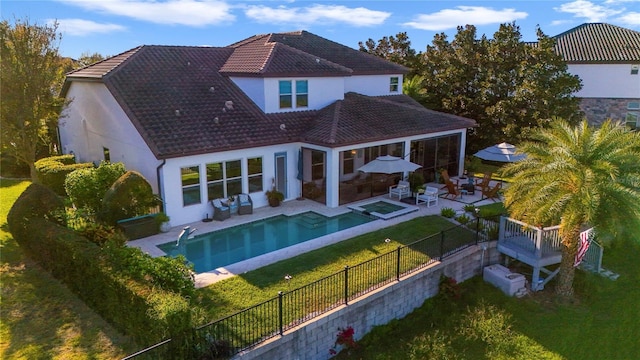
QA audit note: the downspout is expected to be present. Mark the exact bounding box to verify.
[156,159,166,213]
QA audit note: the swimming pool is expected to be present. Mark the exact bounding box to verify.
[359,201,405,214]
[347,199,418,220]
[158,211,374,273]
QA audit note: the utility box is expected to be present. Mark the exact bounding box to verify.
[483,264,526,296]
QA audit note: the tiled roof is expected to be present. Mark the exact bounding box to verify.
[302,93,476,147]
[552,23,640,63]
[227,30,408,76]
[66,46,142,78]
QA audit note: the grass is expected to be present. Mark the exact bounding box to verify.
[0,179,138,360]
[334,238,640,359]
[194,216,474,321]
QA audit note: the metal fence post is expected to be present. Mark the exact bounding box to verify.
[440,231,445,260]
[344,265,349,305]
[396,246,401,281]
[278,291,284,336]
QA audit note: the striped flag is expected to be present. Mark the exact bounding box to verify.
[574,228,593,267]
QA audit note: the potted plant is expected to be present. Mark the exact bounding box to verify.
[407,172,425,196]
[265,187,284,207]
[154,212,171,232]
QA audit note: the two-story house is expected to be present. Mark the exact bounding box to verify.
[551,23,640,127]
[58,31,476,226]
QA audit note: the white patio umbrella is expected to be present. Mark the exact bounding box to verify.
[473,142,526,163]
[357,155,422,174]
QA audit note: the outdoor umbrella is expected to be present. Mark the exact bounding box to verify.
[357,155,422,174]
[473,142,526,163]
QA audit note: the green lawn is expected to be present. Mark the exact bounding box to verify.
[335,237,640,359]
[0,179,138,360]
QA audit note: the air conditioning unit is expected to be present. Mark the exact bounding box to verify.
[483,264,526,296]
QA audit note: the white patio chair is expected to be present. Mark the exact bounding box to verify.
[389,180,410,200]
[416,186,438,207]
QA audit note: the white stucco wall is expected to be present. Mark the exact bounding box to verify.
[345,74,404,96]
[161,144,302,226]
[263,77,344,113]
[229,77,265,110]
[569,63,640,98]
[58,81,160,191]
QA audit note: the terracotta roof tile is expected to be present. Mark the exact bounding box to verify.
[552,23,640,63]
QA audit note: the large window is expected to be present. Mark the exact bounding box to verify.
[389,77,399,92]
[181,166,201,206]
[343,150,354,175]
[279,81,292,108]
[248,157,263,192]
[296,80,308,107]
[311,150,325,180]
[207,160,242,200]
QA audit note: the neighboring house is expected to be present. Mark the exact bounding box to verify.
[550,23,640,127]
[58,31,475,226]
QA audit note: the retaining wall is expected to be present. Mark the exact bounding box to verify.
[234,241,500,360]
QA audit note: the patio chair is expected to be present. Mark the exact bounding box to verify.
[389,180,411,200]
[440,169,459,189]
[482,182,502,202]
[236,193,253,215]
[211,198,231,221]
[416,186,439,207]
[443,180,461,199]
[475,173,492,193]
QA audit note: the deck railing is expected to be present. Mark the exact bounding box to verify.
[498,217,562,257]
[122,218,494,359]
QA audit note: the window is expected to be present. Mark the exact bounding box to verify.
[103,147,110,162]
[248,157,263,193]
[311,150,325,180]
[207,160,242,200]
[181,166,201,206]
[631,65,639,75]
[296,80,308,107]
[390,77,399,92]
[343,150,354,175]
[628,102,640,110]
[279,81,292,108]
[626,113,639,129]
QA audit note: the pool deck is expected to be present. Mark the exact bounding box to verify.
[128,185,500,287]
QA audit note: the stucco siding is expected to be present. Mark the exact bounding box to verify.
[569,63,640,98]
[263,77,344,113]
[345,74,404,96]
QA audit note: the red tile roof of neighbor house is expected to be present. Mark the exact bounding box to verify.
[552,23,640,63]
[63,31,475,159]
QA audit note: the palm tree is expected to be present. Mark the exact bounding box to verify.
[501,119,640,299]
[402,75,427,104]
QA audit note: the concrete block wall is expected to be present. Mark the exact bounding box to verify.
[234,241,500,360]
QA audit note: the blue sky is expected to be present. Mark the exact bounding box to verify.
[3,0,639,59]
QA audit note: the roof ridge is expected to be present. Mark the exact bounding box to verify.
[66,45,143,78]
[327,100,342,144]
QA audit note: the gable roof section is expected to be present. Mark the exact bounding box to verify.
[552,23,640,63]
[101,46,305,158]
[302,93,476,147]
[221,38,352,77]
[66,46,142,79]
[225,30,408,76]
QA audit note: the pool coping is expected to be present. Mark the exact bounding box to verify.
[347,198,418,220]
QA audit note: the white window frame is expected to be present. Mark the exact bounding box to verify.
[390,77,399,92]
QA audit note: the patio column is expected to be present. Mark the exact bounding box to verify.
[325,150,340,207]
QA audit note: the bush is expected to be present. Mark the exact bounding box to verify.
[440,207,456,218]
[65,161,126,213]
[98,171,158,226]
[35,155,93,196]
[463,204,477,213]
[78,223,127,247]
[455,214,470,225]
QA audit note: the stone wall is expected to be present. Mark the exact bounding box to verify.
[580,97,640,126]
[234,242,501,360]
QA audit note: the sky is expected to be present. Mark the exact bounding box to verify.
[2,0,639,60]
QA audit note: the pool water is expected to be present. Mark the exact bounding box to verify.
[158,211,374,273]
[359,201,405,215]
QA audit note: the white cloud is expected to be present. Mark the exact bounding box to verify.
[555,0,623,22]
[550,19,574,26]
[402,6,528,31]
[244,4,390,27]
[617,11,640,25]
[52,18,126,36]
[58,0,234,26]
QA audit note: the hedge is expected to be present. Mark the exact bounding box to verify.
[7,183,193,347]
[35,155,93,196]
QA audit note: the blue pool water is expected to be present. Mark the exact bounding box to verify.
[158,211,374,273]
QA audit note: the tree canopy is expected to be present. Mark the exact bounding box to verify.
[502,119,640,298]
[1,18,66,181]
[361,23,583,154]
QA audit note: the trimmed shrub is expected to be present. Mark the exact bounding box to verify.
[440,207,456,218]
[455,214,471,225]
[35,155,93,195]
[65,161,126,213]
[98,171,158,226]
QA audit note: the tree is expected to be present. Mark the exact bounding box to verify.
[359,32,422,76]
[420,23,582,153]
[502,119,640,299]
[1,18,66,182]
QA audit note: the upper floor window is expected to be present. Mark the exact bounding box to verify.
[631,65,639,75]
[296,80,308,107]
[279,81,292,108]
[390,77,399,92]
[279,79,309,109]
[181,165,201,206]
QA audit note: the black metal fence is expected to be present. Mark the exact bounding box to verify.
[123,216,501,359]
